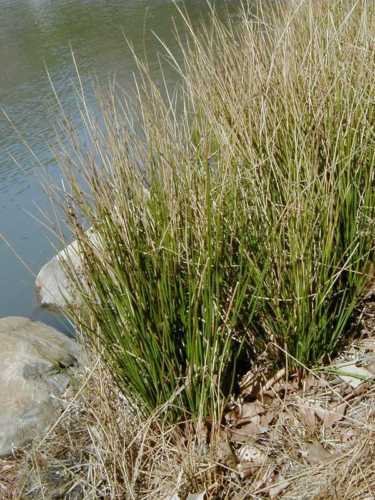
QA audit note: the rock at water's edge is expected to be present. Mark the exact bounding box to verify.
[0,316,80,457]
[35,238,82,309]
[35,230,99,309]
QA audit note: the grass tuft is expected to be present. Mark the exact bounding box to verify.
[58,0,374,421]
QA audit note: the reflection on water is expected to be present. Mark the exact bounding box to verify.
[0,0,236,330]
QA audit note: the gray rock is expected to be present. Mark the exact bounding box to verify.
[35,238,82,309]
[35,229,99,309]
[0,317,80,457]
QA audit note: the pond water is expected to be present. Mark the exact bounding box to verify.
[0,0,238,332]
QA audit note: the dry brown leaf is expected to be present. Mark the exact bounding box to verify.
[357,338,375,352]
[214,431,236,466]
[314,402,347,427]
[334,381,369,406]
[256,465,278,492]
[225,400,266,426]
[230,422,268,442]
[301,441,333,465]
[298,403,316,429]
[229,408,275,443]
[302,374,318,392]
[269,478,290,498]
[261,368,286,392]
[240,401,265,421]
[260,411,275,427]
[236,462,256,479]
[224,405,241,425]
[263,381,296,397]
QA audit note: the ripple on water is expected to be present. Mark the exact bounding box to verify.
[0,0,240,328]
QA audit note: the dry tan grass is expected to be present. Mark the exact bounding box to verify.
[3,296,374,500]
[0,454,22,499]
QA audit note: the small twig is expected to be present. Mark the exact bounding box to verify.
[330,382,369,409]
[259,368,286,395]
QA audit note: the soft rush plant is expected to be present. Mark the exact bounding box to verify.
[58,0,374,420]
